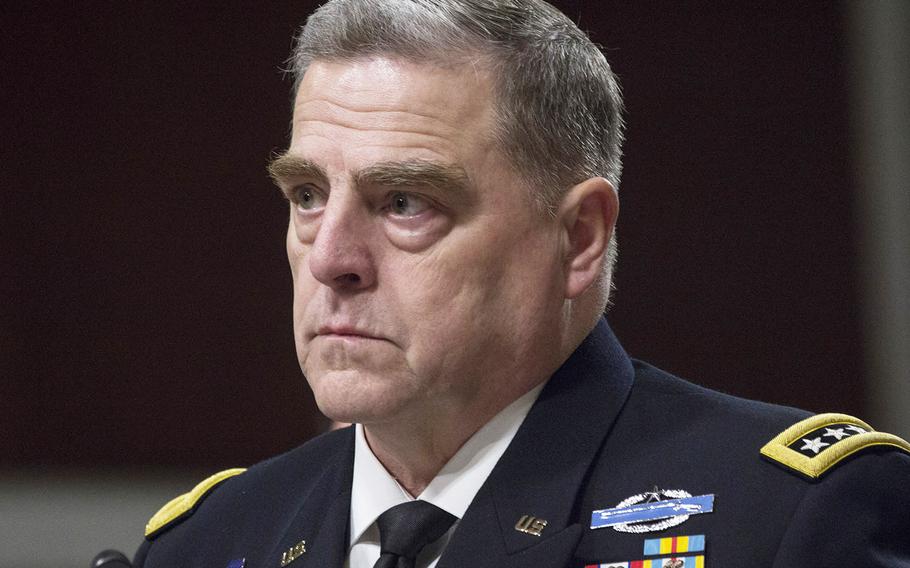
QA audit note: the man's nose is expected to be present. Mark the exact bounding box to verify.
[306,196,376,291]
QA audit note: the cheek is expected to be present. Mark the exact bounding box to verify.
[388,232,536,348]
[286,218,305,276]
[445,231,559,324]
[287,238,320,348]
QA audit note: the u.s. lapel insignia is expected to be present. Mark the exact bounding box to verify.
[225,559,245,568]
[515,514,548,536]
[280,539,307,566]
[590,489,714,533]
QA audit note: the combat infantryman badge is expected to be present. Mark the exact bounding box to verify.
[590,488,714,533]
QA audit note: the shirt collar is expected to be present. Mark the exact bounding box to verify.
[348,381,545,548]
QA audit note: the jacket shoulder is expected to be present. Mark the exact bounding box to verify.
[142,426,353,541]
[770,428,910,565]
[629,359,812,436]
[145,468,246,539]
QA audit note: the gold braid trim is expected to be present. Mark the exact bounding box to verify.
[145,468,246,539]
[760,413,910,479]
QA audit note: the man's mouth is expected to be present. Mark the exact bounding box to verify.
[315,324,383,340]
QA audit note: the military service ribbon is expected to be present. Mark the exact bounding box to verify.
[643,534,705,556]
[586,556,705,568]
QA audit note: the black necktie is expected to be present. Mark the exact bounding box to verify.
[373,500,457,568]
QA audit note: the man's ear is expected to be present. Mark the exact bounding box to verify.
[557,177,619,299]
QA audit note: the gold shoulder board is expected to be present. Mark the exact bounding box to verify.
[760,413,910,479]
[145,468,246,539]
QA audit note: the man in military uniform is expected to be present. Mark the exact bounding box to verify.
[134,1,910,567]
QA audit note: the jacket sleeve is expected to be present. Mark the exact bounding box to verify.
[771,449,910,566]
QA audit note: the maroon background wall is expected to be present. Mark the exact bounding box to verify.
[1,3,861,469]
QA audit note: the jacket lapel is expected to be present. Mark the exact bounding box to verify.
[268,428,355,568]
[439,320,634,568]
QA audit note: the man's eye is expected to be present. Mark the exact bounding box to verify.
[388,192,431,216]
[291,186,325,211]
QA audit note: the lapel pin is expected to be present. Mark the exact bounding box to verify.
[280,539,307,567]
[226,559,245,568]
[515,514,548,536]
[590,488,715,533]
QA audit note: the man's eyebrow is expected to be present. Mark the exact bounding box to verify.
[267,153,329,187]
[355,160,471,194]
[267,154,472,197]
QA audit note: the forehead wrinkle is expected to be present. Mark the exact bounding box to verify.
[288,129,457,173]
[293,118,458,147]
[292,97,469,141]
[297,97,461,126]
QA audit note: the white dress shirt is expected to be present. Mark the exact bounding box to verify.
[345,382,545,568]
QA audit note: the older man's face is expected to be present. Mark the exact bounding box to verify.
[273,57,567,425]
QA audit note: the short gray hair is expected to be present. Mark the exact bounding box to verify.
[289,0,624,285]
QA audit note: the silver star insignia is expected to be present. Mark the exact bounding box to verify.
[823,427,850,440]
[845,425,867,434]
[800,437,830,454]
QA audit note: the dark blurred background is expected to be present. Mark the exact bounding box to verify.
[1,2,908,565]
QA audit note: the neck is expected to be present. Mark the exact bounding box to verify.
[362,395,508,496]
[363,429,449,497]
[362,311,598,497]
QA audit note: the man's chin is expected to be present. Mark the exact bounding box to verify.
[317,400,408,426]
[309,370,417,424]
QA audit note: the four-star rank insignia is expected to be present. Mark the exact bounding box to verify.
[761,413,910,479]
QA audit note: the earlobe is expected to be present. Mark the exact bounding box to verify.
[558,177,619,299]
